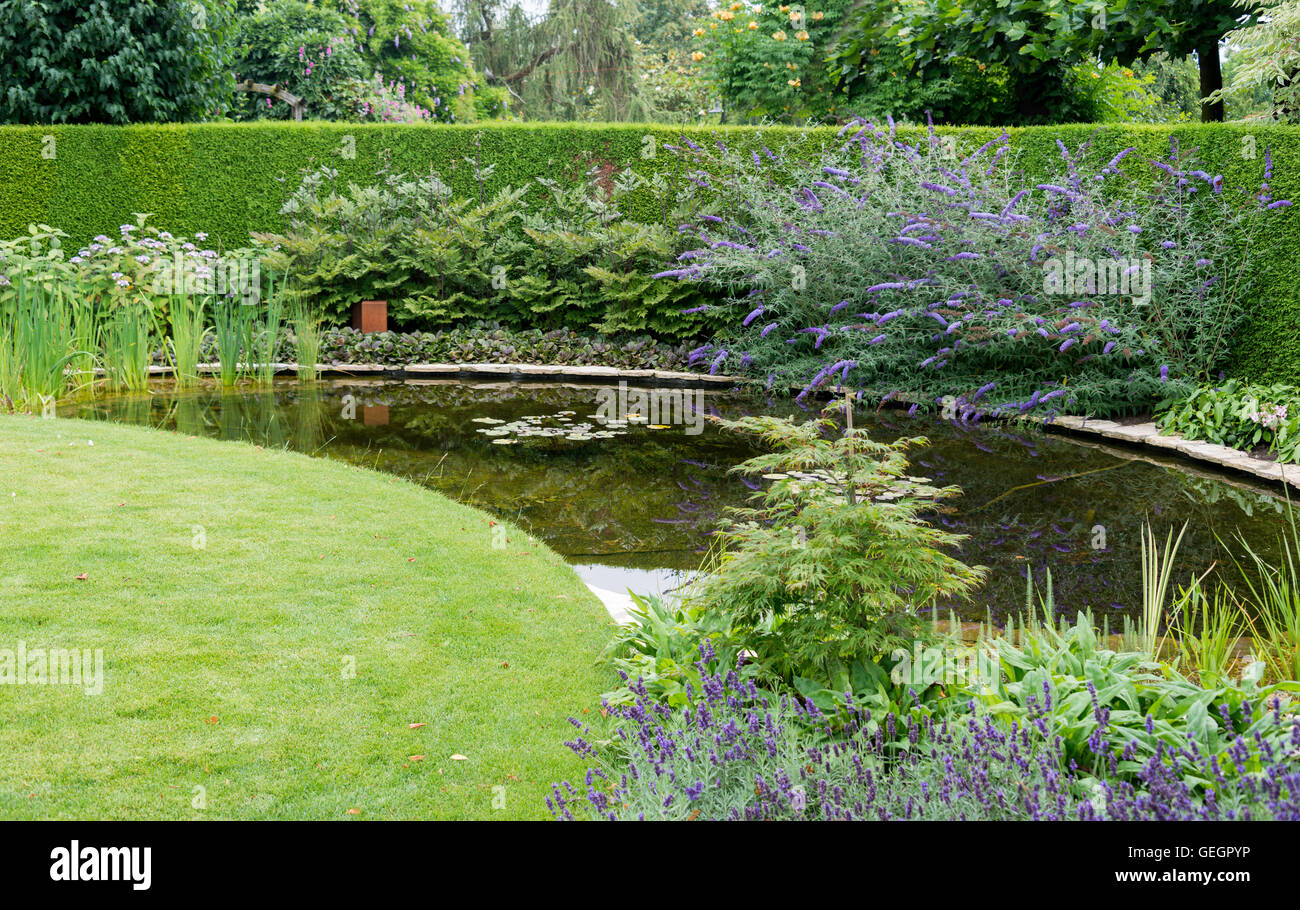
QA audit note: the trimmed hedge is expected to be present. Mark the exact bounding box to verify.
[1,120,1298,381]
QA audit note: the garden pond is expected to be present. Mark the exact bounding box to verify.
[64,378,1297,624]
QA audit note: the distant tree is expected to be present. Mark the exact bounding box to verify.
[0,0,235,124]
[634,0,710,45]
[1216,0,1300,121]
[456,0,642,120]
[851,0,1255,122]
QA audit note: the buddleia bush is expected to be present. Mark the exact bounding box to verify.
[658,121,1290,418]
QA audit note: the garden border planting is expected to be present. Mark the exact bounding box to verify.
[3,120,1300,381]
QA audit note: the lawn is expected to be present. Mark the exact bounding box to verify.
[0,414,614,819]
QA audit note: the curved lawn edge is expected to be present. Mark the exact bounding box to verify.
[0,414,612,820]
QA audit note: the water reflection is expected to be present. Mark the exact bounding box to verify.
[65,379,1292,622]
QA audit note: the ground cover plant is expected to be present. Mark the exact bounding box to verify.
[1158,378,1300,464]
[0,415,613,819]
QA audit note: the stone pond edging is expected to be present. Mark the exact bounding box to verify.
[1044,415,1299,491]
[134,362,742,385]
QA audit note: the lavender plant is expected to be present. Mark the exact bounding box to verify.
[658,122,1288,418]
[551,641,1300,821]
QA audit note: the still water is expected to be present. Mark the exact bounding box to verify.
[65,379,1294,622]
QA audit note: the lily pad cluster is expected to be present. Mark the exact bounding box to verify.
[471,409,664,446]
[760,468,944,504]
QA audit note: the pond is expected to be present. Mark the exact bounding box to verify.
[64,378,1294,624]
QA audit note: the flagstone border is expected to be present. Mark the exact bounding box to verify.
[1045,414,1299,491]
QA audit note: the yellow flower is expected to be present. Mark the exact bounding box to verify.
[747,20,758,29]
[795,29,809,40]
[729,1,743,8]
[693,27,704,36]
[786,61,798,70]
[788,78,801,87]
[772,30,787,40]
[812,10,823,19]
[692,51,706,61]
[779,4,789,10]
[709,21,718,28]
[719,8,734,19]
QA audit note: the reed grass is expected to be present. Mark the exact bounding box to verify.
[1232,504,1300,684]
[289,294,322,382]
[101,302,154,392]
[1165,576,1244,685]
[1140,521,1189,662]
[212,298,252,387]
[168,294,207,389]
[255,274,284,387]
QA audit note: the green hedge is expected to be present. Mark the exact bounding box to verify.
[1,120,1298,381]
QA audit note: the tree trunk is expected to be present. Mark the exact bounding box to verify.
[1198,41,1225,122]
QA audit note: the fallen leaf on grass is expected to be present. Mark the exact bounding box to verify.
[346,808,361,816]
[450,754,468,761]
[408,755,424,762]
[408,722,426,729]
[74,573,88,581]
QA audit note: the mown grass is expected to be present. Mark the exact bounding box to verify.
[0,414,613,819]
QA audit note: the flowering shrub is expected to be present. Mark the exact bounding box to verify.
[230,1,371,121]
[658,120,1288,418]
[1158,378,1300,463]
[339,0,505,122]
[0,217,253,325]
[551,642,1300,820]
